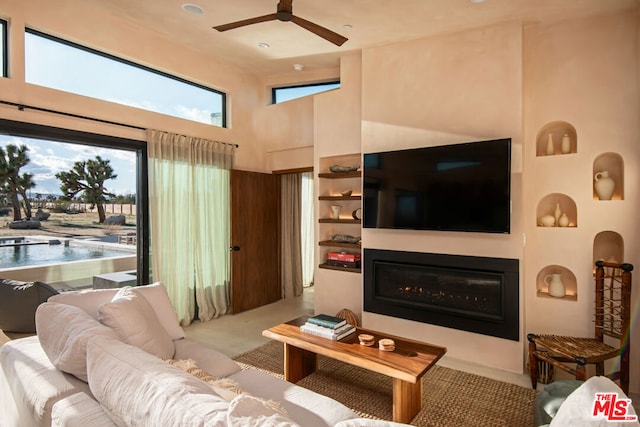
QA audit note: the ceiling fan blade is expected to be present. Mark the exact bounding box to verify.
[290,16,348,46]
[214,14,278,32]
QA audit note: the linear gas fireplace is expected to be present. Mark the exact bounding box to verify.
[364,249,519,341]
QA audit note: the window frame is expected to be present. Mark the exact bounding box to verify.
[25,28,227,127]
[0,118,150,284]
[272,81,340,104]
[1,19,7,77]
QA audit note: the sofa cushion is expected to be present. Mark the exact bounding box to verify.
[86,335,229,427]
[173,337,242,378]
[36,302,120,381]
[0,336,92,427]
[98,287,175,359]
[0,279,58,332]
[226,394,300,427]
[228,369,358,427]
[51,392,117,427]
[48,282,184,340]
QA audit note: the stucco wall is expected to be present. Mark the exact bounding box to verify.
[359,21,525,373]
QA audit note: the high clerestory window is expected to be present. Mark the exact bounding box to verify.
[272,81,340,104]
[24,29,226,127]
[1,19,7,77]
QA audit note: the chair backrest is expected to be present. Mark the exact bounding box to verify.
[594,261,633,342]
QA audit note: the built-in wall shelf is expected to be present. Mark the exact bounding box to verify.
[593,153,624,201]
[319,218,361,224]
[536,121,577,156]
[536,193,577,227]
[318,195,361,201]
[593,231,624,271]
[536,265,578,301]
[536,290,578,302]
[318,171,361,179]
[318,240,361,249]
[319,263,361,274]
[318,153,362,275]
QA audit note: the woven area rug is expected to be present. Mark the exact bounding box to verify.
[233,341,537,427]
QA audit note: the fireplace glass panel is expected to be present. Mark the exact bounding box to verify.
[375,261,504,323]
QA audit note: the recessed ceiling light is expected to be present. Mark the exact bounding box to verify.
[293,64,303,71]
[258,42,270,48]
[182,3,204,15]
[469,0,486,3]
[343,24,353,30]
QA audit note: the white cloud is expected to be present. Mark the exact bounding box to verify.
[175,105,211,124]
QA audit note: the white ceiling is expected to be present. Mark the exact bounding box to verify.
[88,0,638,76]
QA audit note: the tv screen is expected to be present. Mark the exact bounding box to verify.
[363,138,511,233]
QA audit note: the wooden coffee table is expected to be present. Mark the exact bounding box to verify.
[262,317,447,423]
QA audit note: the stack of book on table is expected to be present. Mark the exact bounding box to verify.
[300,314,356,341]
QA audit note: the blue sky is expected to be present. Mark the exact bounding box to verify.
[25,31,223,124]
[0,134,136,196]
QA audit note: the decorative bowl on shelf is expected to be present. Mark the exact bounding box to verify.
[330,234,361,244]
[329,164,360,173]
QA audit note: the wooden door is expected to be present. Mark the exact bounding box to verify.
[230,169,280,313]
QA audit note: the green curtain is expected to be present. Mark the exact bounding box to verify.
[147,130,234,326]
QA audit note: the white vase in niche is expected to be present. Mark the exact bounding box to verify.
[331,205,342,219]
[558,213,570,227]
[594,171,615,200]
[546,134,554,156]
[554,203,561,226]
[544,273,566,298]
[561,134,571,154]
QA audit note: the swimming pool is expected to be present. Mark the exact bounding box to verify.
[0,242,134,269]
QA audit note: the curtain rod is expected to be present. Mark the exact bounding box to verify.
[0,99,238,148]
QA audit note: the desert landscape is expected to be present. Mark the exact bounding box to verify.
[0,211,136,240]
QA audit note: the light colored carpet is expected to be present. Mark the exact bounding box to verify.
[233,341,537,427]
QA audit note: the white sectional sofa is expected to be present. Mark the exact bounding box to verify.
[0,284,410,427]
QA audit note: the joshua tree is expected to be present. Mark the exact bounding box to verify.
[56,156,117,223]
[0,144,36,220]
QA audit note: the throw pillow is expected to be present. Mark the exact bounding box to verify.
[98,287,174,359]
[130,282,185,340]
[48,288,118,318]
[550,376,638,426]
[86,335,229,427]
[35,302,120,381]
[49,283,184,340]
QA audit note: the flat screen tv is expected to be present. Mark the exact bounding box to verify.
[363,138,511,233]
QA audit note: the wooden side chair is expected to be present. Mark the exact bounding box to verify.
[527,260,633,395]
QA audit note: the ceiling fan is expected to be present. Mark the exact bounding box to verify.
[213,0,348,46]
